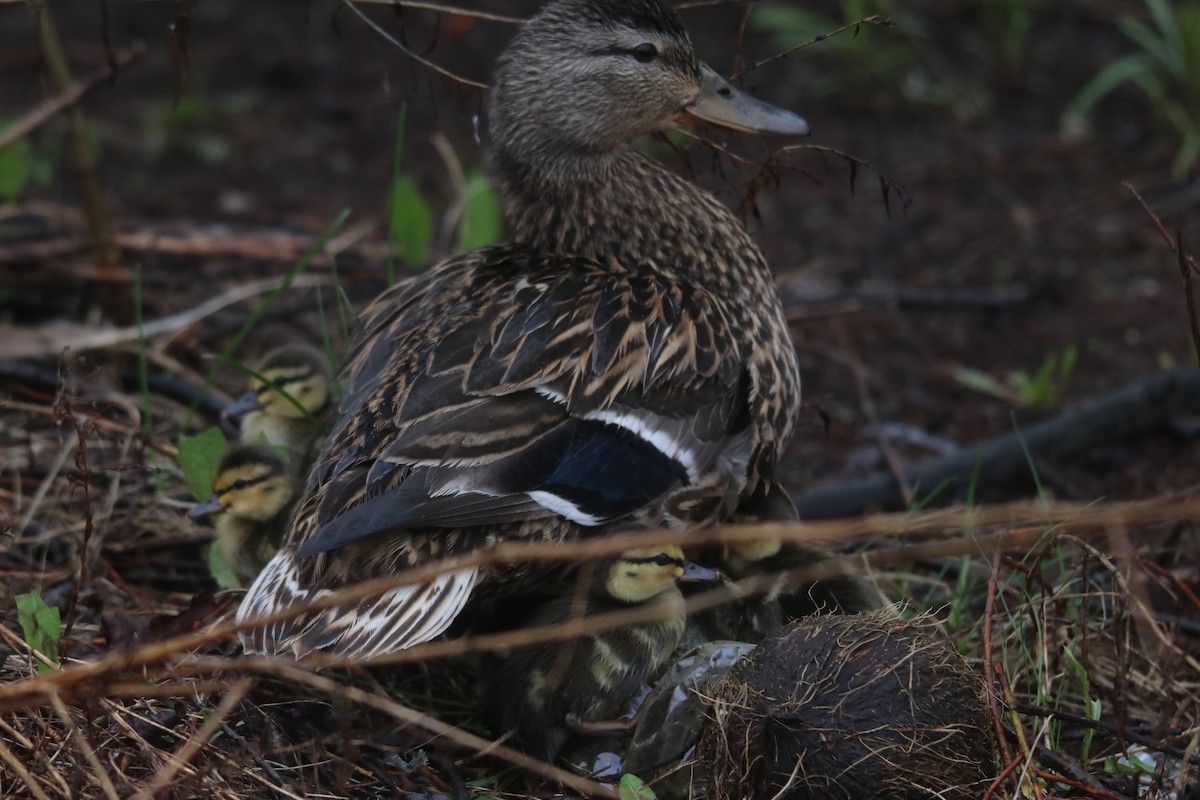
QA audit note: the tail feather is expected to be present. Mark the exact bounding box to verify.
[237,549,478,658]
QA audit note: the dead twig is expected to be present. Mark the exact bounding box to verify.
[29,4,126,323]
[1017,704,1200,767]
[793,369,1200,519]
[1123,183,1200,355]
[348,0,522,24]
[0,43,145,153]
[340,0,489,89]
[829,324,913,504]
[1178,231,1200,357]
[129,679,252,800]
[0,273,332,360]
[982,552,1016,794]
[0,496,1197,712]
[732,15,891,79]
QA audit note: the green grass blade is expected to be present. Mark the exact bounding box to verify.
[186,208,350,425]
[1064,53,1153,120]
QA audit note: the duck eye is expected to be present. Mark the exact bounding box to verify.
[652,553,675,566]
[632,43,658,63]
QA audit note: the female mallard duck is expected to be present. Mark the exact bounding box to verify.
[238,0,809,658]
[481,545,718,761]
[224,345,332,473]
[189,444,297,587]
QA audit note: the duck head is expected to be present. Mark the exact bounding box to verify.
[488,0,809,181]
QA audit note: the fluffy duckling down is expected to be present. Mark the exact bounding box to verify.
[225,345,332,474]
[190,444,297,587]
[481,544,718,761]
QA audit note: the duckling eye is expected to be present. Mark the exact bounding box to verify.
[229,479,250,491]
[651,553,675,566]
[632,43,658,63]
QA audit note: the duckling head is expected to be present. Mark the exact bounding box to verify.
[188,445,295,523]
[225,345,331,422]
[722,538,783,576]
[488,0,809,182]
[605,545,719,604]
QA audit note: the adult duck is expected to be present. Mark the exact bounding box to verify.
[238,0,809,658]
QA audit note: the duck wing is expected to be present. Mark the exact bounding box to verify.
[238,245,753,657]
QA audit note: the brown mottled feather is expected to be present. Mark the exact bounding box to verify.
[237,0,803,658]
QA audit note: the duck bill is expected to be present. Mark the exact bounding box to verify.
[679,560,722,584]
[223,390,264,420]
[188,494,226,519]
[683,64,810,137]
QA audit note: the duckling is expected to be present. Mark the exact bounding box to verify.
[238,0,810,658]
[690,482,882,644]
[189,444,297,587]
[481,545,719,761]
[224,345,332,473]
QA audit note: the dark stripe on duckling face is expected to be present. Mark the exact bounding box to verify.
[606,545,719,603]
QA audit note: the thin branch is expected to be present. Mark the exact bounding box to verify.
[1178,231,1200,356]
[0,43,146,152]
[129,680,252,800]
[348,0,523,24]
[732,15,891,79]
[0,273,332,360]
[240,662,618,798]
[1,496,1198,714]
[340,0,489,89]
[1016,704,1200,767]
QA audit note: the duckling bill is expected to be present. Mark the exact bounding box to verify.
[238,0,811,660]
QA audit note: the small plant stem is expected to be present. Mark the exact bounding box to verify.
[0,43,145,152]
[1178,231,1200,358]
[983,552,1016,771]
[31,2,128,324]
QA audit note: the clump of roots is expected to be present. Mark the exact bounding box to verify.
[699,611,996,800]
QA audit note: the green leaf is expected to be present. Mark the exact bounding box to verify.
[388,175,433,268]
[459,171,503,251]
[15,592,61,672]
[619,773,657,800]
[208,542,241,589]
[178,427,229,500]
[0,132,30,203]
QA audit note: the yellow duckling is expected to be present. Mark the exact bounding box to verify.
[189,444,297,587]
[224,345,332,473]
[481,545,719,761]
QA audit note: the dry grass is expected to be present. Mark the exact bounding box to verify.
[1,225,1198,798]
[2,355,1197,798]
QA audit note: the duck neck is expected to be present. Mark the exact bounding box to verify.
[494,141,803,485]
[495,145,778,302]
